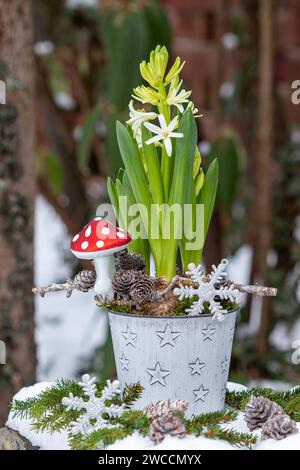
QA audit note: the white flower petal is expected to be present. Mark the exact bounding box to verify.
[168,116,179,132]
[144,121,163,135]
[169,132,183,138]
[158,114,168,130]
[146,134,163,145]
[164,137,172,156]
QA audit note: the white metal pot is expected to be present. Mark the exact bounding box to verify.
[108,309,238,417]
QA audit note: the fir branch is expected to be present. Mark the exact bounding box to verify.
[11,379,84,420]
[31,409,81,434]
[121,382,144,407]
[225,386,300,421]
[185,410,238,435]
[69,427,133,450]
[203,426,257,448]
[69,410,150,450]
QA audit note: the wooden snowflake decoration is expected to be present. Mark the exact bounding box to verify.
[173,259,241,321]
[62,374,125,435]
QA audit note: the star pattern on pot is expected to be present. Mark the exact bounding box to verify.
[221,356,229,374]
[155,323,181,347]
[201,323,216,342]
[193,385,209,402]
[119,352,129,371]
[189,358,205,376]
[229,326,235,342]
[221,385,227,401]
[122,326,137,348]
[146,362,170,387]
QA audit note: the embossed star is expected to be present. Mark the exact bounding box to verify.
[193,385,209,402]
[122,326,137,348]
[201,323,216,341]
[229,326,235,342]
[156,324,180,347]
[119,353,129,371]
[146,362,170,387]
[221,356,229,374]
[189,358,205,376]
[221,385,227,401]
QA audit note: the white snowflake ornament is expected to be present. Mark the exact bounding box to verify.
[173,259,241,322]
[62,374,125,436]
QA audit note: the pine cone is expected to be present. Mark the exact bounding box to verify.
[244,396,283,431]
[73,270,96,292]
[130,277,155,308]
[148,415,186,445]
[144,400,189,419]
[112,270,138,296]
[261,413,298,440]
[115,250,145,272]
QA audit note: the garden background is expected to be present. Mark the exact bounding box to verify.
[0,0,300,425]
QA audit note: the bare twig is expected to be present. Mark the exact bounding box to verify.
[156,276,277,301]
[32,270,96,298]
[32,280,76,298]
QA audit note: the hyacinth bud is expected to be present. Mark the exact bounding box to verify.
[154,45,169,81]
[133,85,160,105]
[139,46,169,88]
[140,61,158,89]
[165,57,185,85]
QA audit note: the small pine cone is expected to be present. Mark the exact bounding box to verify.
[149,415,186,445]
[245,396,283,431]
[130,277,155,308]
[144,400,189,419]
[115,250,145,272]
[261,413,298,440]
[112,269,138,296]
[73,270,96,292]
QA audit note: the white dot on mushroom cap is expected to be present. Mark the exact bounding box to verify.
[94,217,102,221]
[85,225,92,237]
[116,232,125,238]
[96,240,104,248]
[72,234,79,242]
[101,227,110,235]
[81,241,89,250]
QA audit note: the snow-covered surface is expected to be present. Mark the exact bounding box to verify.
[7,381,300,450]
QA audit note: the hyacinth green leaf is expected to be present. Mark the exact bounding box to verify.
[141,125,164,205]
[122,172,150,272]
[159,109,197,280]
[197,158,219,259]
[116,121,161,266]
[107,177,119,220]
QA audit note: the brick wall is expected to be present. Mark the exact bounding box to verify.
[162,0,300,138]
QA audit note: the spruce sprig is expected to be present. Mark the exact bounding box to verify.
[203,427,257,449]
[225,386,300,421]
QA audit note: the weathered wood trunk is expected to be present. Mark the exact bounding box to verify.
[0,0,36,424]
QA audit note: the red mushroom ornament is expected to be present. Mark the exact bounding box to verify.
[70,217,131,299]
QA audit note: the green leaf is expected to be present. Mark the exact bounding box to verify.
[116,121,160,266]
[159,109,197,279]
[142,125,164,205]
[197,158,219,258]
[107,177,119,219]
[77,106,101,171]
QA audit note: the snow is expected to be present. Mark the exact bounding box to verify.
[7,381,300,450]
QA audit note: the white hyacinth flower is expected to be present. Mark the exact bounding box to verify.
[166,80,191,113]
[126,100,158,137]
[144,114,183,157]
